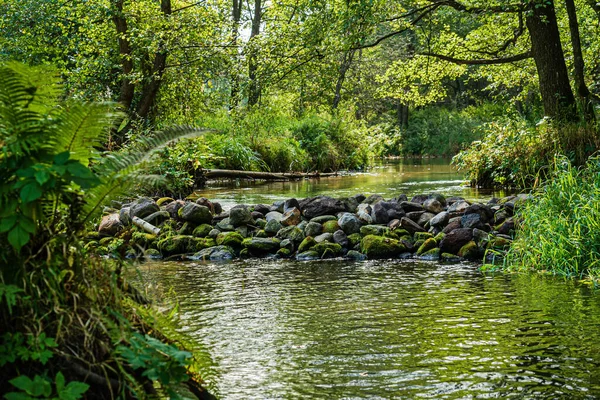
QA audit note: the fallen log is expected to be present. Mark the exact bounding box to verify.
[201,169,340,181]
[132,216,161,235]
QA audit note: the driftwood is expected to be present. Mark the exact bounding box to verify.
[132,216,160,235]
[201,169,339,181]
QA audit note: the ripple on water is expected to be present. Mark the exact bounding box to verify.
[138,259,600,399]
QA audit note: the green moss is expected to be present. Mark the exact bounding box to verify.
[178,222,195,235]
[322,220,340,233]
[156,197,175,206]
[157,235,213,255]
[487,236,512,250]
[192,224,213,238]
[255,230,268,238]
[190,238,216,252]
[360,225,388,236]
[414,232,434,241]
[441,252,462,262]
[242,237,281,253]
[458,241,480,260]
[413,239,425,249]
[216,231,244,247]
[420,247,440,260]
[276,248,292,258]
[131,232,157,248]
[298,236,317,253]
[383,231,400,240]
[416,238,438,256]
[360,235,406,258]
[296,250,320,261]
[434,232,446,243]
[392,229,410,237]
[347,233,362,247]
[312,242,342,258]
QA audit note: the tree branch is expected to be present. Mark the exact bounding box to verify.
[419,50,532,65]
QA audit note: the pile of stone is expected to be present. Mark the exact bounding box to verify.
[92,193,528,262]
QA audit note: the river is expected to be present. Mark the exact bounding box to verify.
[142,159,600,399]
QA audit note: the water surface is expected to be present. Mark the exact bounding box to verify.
[140,260,600,399]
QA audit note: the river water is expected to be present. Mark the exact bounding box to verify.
[143,160,600,399]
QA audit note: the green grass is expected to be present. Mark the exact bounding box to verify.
[504,157,600,280]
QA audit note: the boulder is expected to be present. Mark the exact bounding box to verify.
[464,203,494,224]
[130,197,159,219]
[265,211,284,222]
[284,198,301,213]
[192,224,213,238]
[410,194,429,204]
[439,228,473,255]
[253,204,271,215]
[333,230,349,248]
[360,235,406,258]
[280,238,294,252]
[304,221,323,238]
[242,237,281,253]
[360,225,388,236]
[419,247,440,261]
[400,217,426,234]
[497,218,516,235]
[119,207,132,226]
[371,201,389,224]
[298,236,317,253]
[417,212,436,227]
[296,251,320,261]
[352,194,367,203]
[314,232,333,243]
[400,201,424,212]
[178,203,213,224]
[447,201,470,214]
[323,220,340,233]
[215,218,235,231]
[99,214,123,237]
[461,213,487,230]
[310,215,338,224]
[442,218,462,234]
[265,219,283,235]
[312,242,343,258]
[346,250,367,261]
[192,245,234,261]
[430,211,449,228]
[458,241,480,260]
[281,207,302,226]
[216,231,245,247]
[143,211,170,226]
[276,226,305,243]
[301,196,347,219]
[423,198,443,214]
[195,197,214,213]
[229,205,253,227]
[365,194,385,204]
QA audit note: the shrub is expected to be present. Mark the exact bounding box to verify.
[504,157,600,279]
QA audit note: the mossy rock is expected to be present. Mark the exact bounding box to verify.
[416,238,438,256]
[346,250,367,261]
[487,236,512,250]
[255,230,268,238]
[156,197,175,206]
[276,226,305,243]
[239,248,250,258]
[441,252,462,262]
[391,228,410,237]
[347,233,362,247]
[276,248,292,258]
[157,235,212,255]
[145,248,162,259]
[383,231,400,240]
[131,232,157,248]
[178,222,195,235]
[216,231,244,247]
[159,220,178,237]
[193,245,234,261]
[310,215,337,224]
[458,241,480,260]
[360,235,406,258]
[312,242,342,258]
[360,225,388,237]
[413,239,425,250]
[433,232,446,243]
[414,232,434,241]
[190,238,216,252]
[99,237,114,246]
[419,247,440,260]
[192,224,213,238]
[255,218,267,229]
[296,250,320,261]
[242,237,281,253]
[298,236,317,253]
[322,220,340,234]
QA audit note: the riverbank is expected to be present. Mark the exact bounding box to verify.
[93,192,524,263]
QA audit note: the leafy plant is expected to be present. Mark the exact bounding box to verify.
[5,372,89,400]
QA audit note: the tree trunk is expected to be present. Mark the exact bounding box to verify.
[248,0,262,107]
[332,49,356,110]
[112,0,134,111]
[565,0,595,122]
[525,0,577,122]
[397,102,409,128]
[230,0,242,109]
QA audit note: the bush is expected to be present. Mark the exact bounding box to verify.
[504,157,600,279]
[453,118,600,188]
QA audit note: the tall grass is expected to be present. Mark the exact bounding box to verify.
[504,156,600,279]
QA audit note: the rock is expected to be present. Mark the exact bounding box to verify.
[447,201,470,214]
[346,250,367,261]
[441,253,462,262]
[130,197,160,219]
[144,248,162,259]
[314,232,333,243]
[99,214,123,237]
[312,242,343,258]
[192,245,234,261]
[276,226,305,243]
[494,209,511,224]
[310,215,338,224]
[297,220,308,232]
[284,198,301,213]
[430,211,449,228]
[442,218,462,234]
[119,207,132,226]
[253,204,271,215]
[406,211,424,222]
[143,211,170,226]
[270,201,285,213]
[208,229,220,239]
[371,202,390,224]
[298,236,317,253]
[131,231,156,248]
[418,212,436,227]
[410,194,429,204]
[304,221,323,238]
[323,220,340,233]
[333,230,349,248]
[192,224,213,238]
[281,207,302,226]
[423,198,443,214]
[212,202,223,215]
[255,230,268,238]
[347,233,362,248]
[357,210,373,224]
[360,225,388,236]
[242,237,281,253]
[265,211,284,222]
[163,200,186,219]
[178,203,213,225]
[400,217,426,234]
[195,197,214,213]
[296,251,320,261]
[414,232,434,241]
[428,193,447,207]
[301,196,347,219]
[178,222,195,235]
[265,218,283,235]
[251,211,265,220]
[461,213,487,230]
[216,231,244,247]
[419,247,440,260]
[229,205,253,227]
[157,235,214,255]
[340,197,359,213]
[464,203,494,223]
[472,228,489,244]
[416,238,438,256]
[400,201,424,212]
[497,219,515,235]
[458,241,480,260]
[360,235,406,258]
[439,228,473,255]
[216,218,235,231]
[365,194,385,204]
[352,194,367,203]
[280,238,294,252]
[392,194,408,202]
[276,248,292,258]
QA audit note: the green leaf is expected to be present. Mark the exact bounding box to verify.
[4,392,34,400]
[34,170,50,185]
[8,225,31,251]
[54,151,70,165]
[55,372,65,393]
[18,217,36,234]
[0,216,18,233]
[20,182,42,203]
[66,162,93,178]
[59,381,89,400]
[8,376,33,392]
[30,375,49,397]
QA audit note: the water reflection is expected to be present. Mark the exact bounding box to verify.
[192,159,510,209]
[139,260,600,399]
